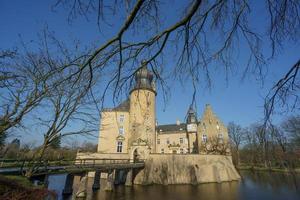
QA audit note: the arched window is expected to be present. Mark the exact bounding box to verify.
[117,141,123,153]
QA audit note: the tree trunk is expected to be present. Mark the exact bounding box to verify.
[236,147,240,167]
[25,143,48,178]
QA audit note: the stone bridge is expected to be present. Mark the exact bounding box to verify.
[0,158,145,197]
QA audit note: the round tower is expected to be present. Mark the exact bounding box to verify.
[129,61,156,153]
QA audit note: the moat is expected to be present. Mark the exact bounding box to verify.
[46,170,300,200]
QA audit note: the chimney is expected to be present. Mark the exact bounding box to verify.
[176,120,180,125]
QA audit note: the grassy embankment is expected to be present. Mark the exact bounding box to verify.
[0,175,55,200]
[237,165,300,173]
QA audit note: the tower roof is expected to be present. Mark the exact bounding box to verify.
[130,61,156,94]
[186,105,197,124]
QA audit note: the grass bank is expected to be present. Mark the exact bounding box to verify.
[237,165,300,173]
[0,175,55,200]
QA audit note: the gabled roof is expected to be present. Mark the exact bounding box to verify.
[156,123,186,133]
[199,104,224,126]
[103,99,130,112]
[113,99,130,111]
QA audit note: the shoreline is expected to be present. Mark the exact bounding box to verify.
[237,166,300,174]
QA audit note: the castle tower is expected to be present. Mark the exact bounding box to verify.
[186,106,198,153]
[128,61,156,153]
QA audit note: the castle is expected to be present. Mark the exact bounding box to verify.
[97,62,229,156]
[78,61,240,185]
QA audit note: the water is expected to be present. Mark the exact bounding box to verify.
[47,170,300,200]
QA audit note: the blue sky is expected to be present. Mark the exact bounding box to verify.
[1,1,299,145]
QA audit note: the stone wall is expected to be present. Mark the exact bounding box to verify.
[133,154,240,185]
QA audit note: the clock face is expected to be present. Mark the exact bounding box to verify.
[187,124,197,132]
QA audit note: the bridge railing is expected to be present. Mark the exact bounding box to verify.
[0,158,145,169]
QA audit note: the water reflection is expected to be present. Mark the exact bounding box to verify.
[239,170,300,200]
[47,171,300,200]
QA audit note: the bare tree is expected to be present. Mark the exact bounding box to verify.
[0,51,50,137]
[282,115,300,147]
[228,122,244,166]
[252,123,271,168]
[48,0,300,113]
[199,136,231,155]
[24,68,98,177]
[241,127,259,168]
[1,1,297,134]
[264,60,300,126]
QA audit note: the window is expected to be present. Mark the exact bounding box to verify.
[218,133,223,142]
[172,150,177,154]
[166,139,170,144]
[180,148,184,154]
[119,126,124,135]
[161,149,164,154]
[202,134,207,142]
[119,114,125,123]
[157,139,160,144]
[180,138,184,144]
[117,141,123,153]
